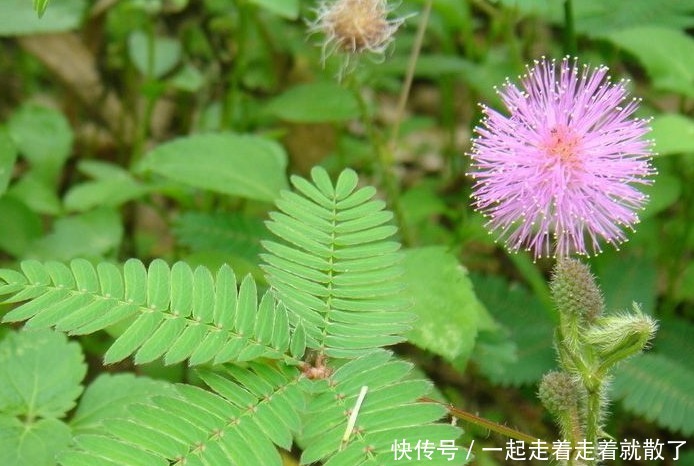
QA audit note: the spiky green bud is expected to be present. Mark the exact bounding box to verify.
[550,258,604,324]
[538,371,582,416]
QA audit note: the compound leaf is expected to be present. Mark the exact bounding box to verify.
[0,259,292,366]
[299,350,464,465]
[262,168,411,358]
[60,363,303,466]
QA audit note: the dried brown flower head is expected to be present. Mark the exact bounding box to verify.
[309,0,405,68]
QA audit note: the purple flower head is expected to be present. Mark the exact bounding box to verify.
[468,57,655,259]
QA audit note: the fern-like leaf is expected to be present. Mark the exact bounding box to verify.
[261,167,412,358]
[299,350,464,465]
[58,362,304,466]
[0,259,297,365]
[612,353,694,436]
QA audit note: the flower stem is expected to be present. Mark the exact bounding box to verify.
[389,0,433,148]
[563,0,577,56]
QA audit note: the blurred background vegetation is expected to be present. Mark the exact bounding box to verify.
[0,0,692,464]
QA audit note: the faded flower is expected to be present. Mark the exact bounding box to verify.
[468,57,655,258]
[308,0,405,69]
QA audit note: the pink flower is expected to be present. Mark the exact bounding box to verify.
[468,57,655,259]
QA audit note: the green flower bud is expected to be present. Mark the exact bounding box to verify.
[585,303,657,372]
[538,371,582,416]
[550,258,604,324]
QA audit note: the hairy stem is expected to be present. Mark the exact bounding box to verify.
[584,381,602,466]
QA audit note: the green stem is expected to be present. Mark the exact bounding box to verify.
[565,405,584,462]
[420,397,543,445]
[584,385,601,466]
[130,25,157,167]
[563,0,577,56]
[389,0,433,148]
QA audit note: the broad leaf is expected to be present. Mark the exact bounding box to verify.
[403,247,491,367]
[128,31,182,79]
[138,133,288,202]
[7,104,73,184]
[264,82,360,123]
[607,27,694,97]
[0,416,71,466]
[0,197,43,257]
[0,329,85,418]
[7,171,62,215]
[70,373,175,435]
[650,114,694,156]
[0,0,86,36]
[64,161,151,212]
[28,207,123,261]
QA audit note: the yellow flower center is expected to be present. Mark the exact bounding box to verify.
[542,126,582,167]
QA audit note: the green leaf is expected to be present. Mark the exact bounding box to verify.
[70,373,175,435]
[262,168,410,357]
[173,211,268,261]
[138,133,288,202]
[0,260,291,366]
[0,329,86,418]
[0,415,71,466]
[62,363,303,466]
[575,0,694,35]
[299,350,463,465]
[0,0,86,36]
[7,104,73,184]
[607,27,694,97]
[128,31,182,79]
[0,197,42,257]
[493,0,694,36]
[0,128,17,196]
[28,207,122,261]
[650,113,694,155]
[7,171,62,215]
[249,0,299,19]
[64,161,151,212]
[34,0,50,17]
[263,82,360,123]
[469,274,555,387]
[403,247,491,367]
[612,353,694,436]
[169,64,205,92]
